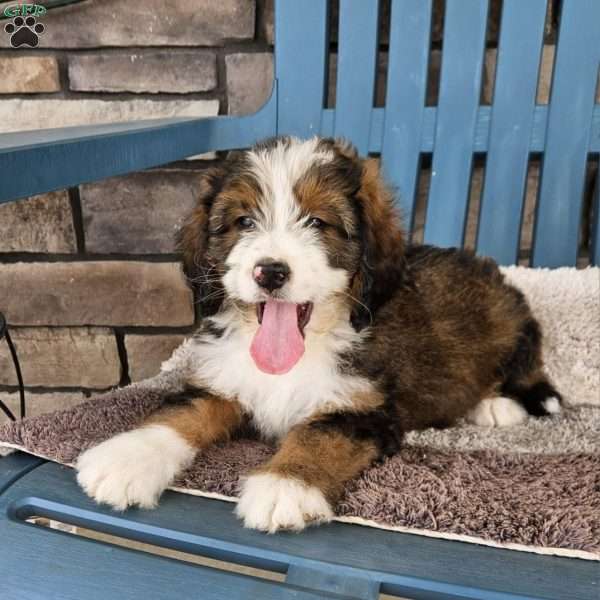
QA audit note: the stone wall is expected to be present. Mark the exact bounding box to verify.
[0,0,274,420]
[0,0,597,421]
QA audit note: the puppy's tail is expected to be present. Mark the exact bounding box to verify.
[501,375,563,417]
[499,317,563,417]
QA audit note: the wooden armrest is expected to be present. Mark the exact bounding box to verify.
[0,91,277,204]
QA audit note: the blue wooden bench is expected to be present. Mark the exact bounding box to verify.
[1,1,599,598]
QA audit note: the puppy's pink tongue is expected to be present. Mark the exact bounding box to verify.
[250,300,304,375]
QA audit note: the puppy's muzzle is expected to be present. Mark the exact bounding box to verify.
[253,261,290,292]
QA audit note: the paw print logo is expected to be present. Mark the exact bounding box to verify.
[4,15,45,48]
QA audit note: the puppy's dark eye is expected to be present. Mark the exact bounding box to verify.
[237,216,256,230]
[307,217,325,229]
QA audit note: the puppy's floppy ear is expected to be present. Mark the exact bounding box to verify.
[176,167,225,317]
[350,158,406,331]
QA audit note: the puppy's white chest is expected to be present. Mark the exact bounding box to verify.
[188,326,369,438]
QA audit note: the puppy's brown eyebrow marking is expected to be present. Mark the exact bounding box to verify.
[294,180,355,232]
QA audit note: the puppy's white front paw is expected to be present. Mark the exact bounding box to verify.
[76,425,195,511]
[467,396,528,427]
[236,473,333,533]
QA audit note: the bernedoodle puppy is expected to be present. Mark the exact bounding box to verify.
[77,136,561,532]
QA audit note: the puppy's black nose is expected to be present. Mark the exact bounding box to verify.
[253,261,290,292]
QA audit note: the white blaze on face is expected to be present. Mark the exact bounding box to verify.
[222,137,349,306]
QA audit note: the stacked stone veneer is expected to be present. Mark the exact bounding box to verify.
[0,0,275,420]
[0,0,597,421]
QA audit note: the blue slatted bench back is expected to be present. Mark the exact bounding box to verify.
[274,0,600,267]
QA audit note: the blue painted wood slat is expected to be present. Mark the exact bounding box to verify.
[275,0,329,138]
[3,104,600,205]
[286,565,380,600]
[532,0,600,267]
[380,0,432,229]
[1,459,597,600]
[0,452,44,496]
[324,105,600,155]
[333,0,380,154]
[1,513,340,599]
[424,0,489,248]
[476,0,547,265]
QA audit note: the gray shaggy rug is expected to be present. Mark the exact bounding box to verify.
[1,266,599,560]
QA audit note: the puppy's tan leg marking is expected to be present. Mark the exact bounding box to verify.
[77,395,242,511]
[145,394,244,448]
[236,421,378,533]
